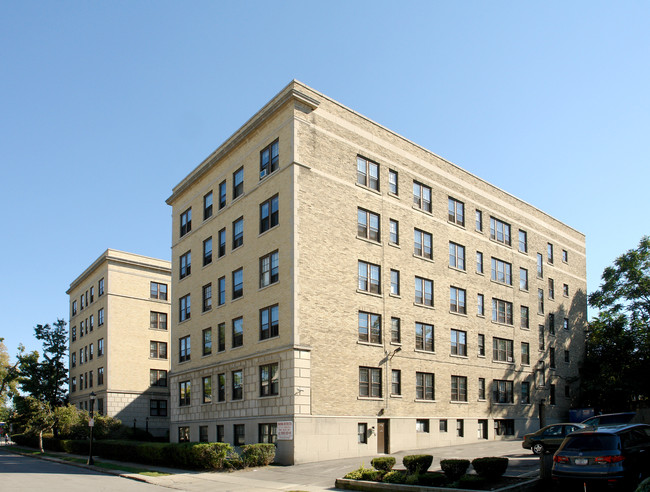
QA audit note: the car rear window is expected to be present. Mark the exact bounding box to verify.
[563,434,620,451]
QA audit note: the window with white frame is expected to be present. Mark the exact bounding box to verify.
[356,156,379,190]
[413,181,432,213]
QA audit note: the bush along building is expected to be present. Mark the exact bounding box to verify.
[67,249,172,437]
[166,80,587,464]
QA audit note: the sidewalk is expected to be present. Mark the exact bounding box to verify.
[1,439,538,492]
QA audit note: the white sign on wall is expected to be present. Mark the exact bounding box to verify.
[277,421,293,440]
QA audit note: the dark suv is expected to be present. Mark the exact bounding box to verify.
[552,424,650,490]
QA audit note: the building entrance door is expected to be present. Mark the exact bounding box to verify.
[478,419,488,439]
[377,419,389,453]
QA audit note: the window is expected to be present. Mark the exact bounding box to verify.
[478,378,486,400]
[547,243,554,263]
[150,341,167,359]
[476,210,483,232]
[202,328,212,356]
[414,229,433,259]
[218,276,226,305]
[359,367,382,397]
[449,242,466,270]
[549,313,555,335]
[260,363,279,396]
[538,288,544,314]
[259,250,279,288]
[518,230,527,253]
[233,167,244,199]
[232,268,243,299]
[388,169,398,194]
[389,219,399,245]
[232,317,243,348]
[202,376,212,404]
[89,370,93,387]
[199,425,209,442]
[358,208,380,242]
[519,268,528,290]
[563,283,569,297]
[477,294,485,316]
[457,419,464,437]
[180,251,191,279]
[90,286,94,303]
[202,283,212,312]
[450,287,466,314]
[260,139,279,178]
[562,249,568,262]
[179,381,191,406]
[521,306,529,329]
[72,300,77,316]
[218,323,226,352]
[550,347,556,369]
[539,324,545,351]
[217,373,226,401]
[89,343,94,360]
[448,197,464,226]
[232,370,243,400]
[493,380,514,403]
[358,261,381,294]
[451,376,467,402]
[179,335,190,362]
[89,315,94,331]
[178,426,190,442]
[179,294,190,321]
[415,276,433,306]
[260,195,279,233]
[98,278,104,296]
[97,367,104,385]
[478,334,485,356]
[476,251,484,273]
[150,282,167,300]
[390,269,400,296]
[358,311,381,344]
[232,217,244,249]
[413,181,432,213]
[563,318,569,331]
[358,423,368,444]
[180,208,192,237]
[150,369,167,387]
[71,352,76,367]
[204,192,213,220]
[415,322,434,352]
[491,257,512,285]
[537,362,546,387]
[521,342,530,365]
[259,423,277,444]
[391,317,401,343]
[71,326,76,341]
[150,400,167,417]
[98,338,104,356]
[490,217,511,246]
[356,156,379,190]
[234,424,245,445]
[416,372,435,400]
[203,237,212,266]
[218,228,226,257]
[492,298,513,325]
[450,329,467,356]
[537,253,543,278]
[495,419,515,435]
[440,419,448,432]
[565,349,570,363]
[260,304,279,340]
[548,278,555,299]
[416,419,430,433]
[219,180,227,209]
[493,337,514,363]
[391,369,401,395]
[521,381,531,404]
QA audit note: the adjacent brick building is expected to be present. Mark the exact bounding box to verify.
[166,81,587,463]
[67,249,172,437]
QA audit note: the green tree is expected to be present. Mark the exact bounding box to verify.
[11,396,54,452]
[0,338,39,410]
[33,320,69,407]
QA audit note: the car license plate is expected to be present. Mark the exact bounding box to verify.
[574,458,588,465]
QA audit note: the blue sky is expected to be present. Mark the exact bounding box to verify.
[1,1,648,359]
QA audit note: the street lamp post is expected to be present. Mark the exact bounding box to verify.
[87,392,96,466]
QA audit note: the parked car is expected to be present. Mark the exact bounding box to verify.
[581,412,636,428]
[522,423,586,455]
[552,423,650,490]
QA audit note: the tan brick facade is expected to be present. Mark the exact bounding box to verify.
[166,81,587,464]
[67,249,171,437]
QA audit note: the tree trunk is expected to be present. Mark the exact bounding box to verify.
[39,430,44,453]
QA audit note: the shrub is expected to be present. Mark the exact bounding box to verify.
[472,457,509,479]
[241,443,276,467]
[371,456,395,472]
[441,458,470,480]
[405,472,421,485]
[637,477,650,492]
[418,471,447,486]
[459,474,486,488]
[343,465,381,481]
[224,450,244,470]
[402,454,433,474]
[382,470,407,484]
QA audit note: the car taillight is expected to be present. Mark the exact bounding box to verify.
[594,456,625,464]
[554,455,569,463]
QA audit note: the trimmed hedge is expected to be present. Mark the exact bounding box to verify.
[440,458,470,480]
[402,454,433,474]
[471,457,509,479]
[371,456,395,472]
[241,443,276,467]
[382,470,407,484]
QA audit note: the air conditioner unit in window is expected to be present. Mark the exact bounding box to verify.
[260,169,267,179]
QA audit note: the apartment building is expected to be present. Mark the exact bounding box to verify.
[166,81,587,464]
[67,249,172,437]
